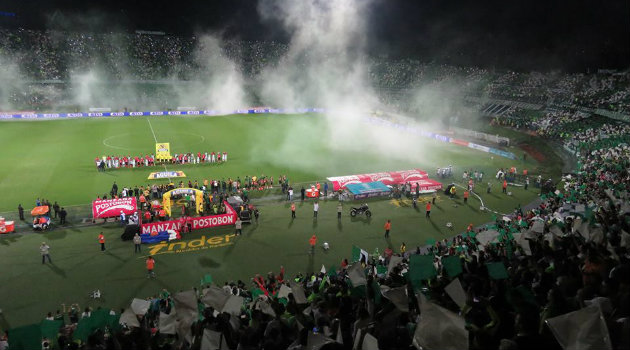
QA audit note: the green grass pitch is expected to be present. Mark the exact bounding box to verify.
[0,114,559,327]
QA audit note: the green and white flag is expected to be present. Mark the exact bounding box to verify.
[352,245,369,264]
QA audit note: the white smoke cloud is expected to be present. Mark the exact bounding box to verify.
[249,0,396,170]
[0,55,26,112]
[257,0,377,111]
[172,35,248,112]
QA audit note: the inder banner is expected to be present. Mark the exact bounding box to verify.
[141,201,237,234]
[92,197,137,219]
[327,169,430,191]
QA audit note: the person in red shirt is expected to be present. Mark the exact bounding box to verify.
[146,256,155,278]
[503,180,508,194]
[309,234,317,255]
[384,220,391,238]
[464,190,469,203]
[98,232,106,251]
[143,210,151,223]
[291,202,296,219]
[426,202,431,218]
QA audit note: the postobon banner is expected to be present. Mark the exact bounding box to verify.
[92,198,137,219]
[327,169,432,191]
[155,142,171,161]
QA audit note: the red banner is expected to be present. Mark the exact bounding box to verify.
[140,201,237,234]
[327,169,430,191]
[412,179,444,193]
[92,197,137,219]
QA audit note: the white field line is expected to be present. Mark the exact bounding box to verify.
[147,118,171,181]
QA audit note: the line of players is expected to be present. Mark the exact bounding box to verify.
[94,151,228,169]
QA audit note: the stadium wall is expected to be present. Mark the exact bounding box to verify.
[0,108,324,120]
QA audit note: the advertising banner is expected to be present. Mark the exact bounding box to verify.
[412,179,444,193]
[141,201,237,234]
[327,169,430,191]
[92,197,137,219]
[0,108,325,120]
[449,138,469,147]
[155,143,171,161]
[148,171,186,180]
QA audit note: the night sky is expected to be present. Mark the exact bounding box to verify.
[1,0,629,71]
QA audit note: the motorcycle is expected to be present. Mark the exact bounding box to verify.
[350,204,371,217]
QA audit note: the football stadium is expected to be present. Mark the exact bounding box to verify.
[0,1,629,349]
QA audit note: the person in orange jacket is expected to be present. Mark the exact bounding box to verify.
[146,256,155,278]
[309,234,317,255]
[426,202,431,219]
[98,232,106,251]
[464,190,469,203]
[384,220,391,238]
[503,179,508,194]
[291,202,296,219]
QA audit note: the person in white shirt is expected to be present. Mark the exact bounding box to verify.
[313,202,319,218]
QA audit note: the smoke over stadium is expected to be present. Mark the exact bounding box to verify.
[0,1,629,348]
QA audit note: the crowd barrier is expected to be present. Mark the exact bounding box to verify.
[0,107,325,120]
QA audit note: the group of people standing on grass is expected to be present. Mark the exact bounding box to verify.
[94,151,228,170]
[17,199,67,224]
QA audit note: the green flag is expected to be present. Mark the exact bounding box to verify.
[40,320,63,344]
[486,262,509,280]
[409,255,437,289]
[7,324,41,350]
[442,256,463,277]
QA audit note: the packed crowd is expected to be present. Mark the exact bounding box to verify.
[1,28,628,114]
[94,151,228,170]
